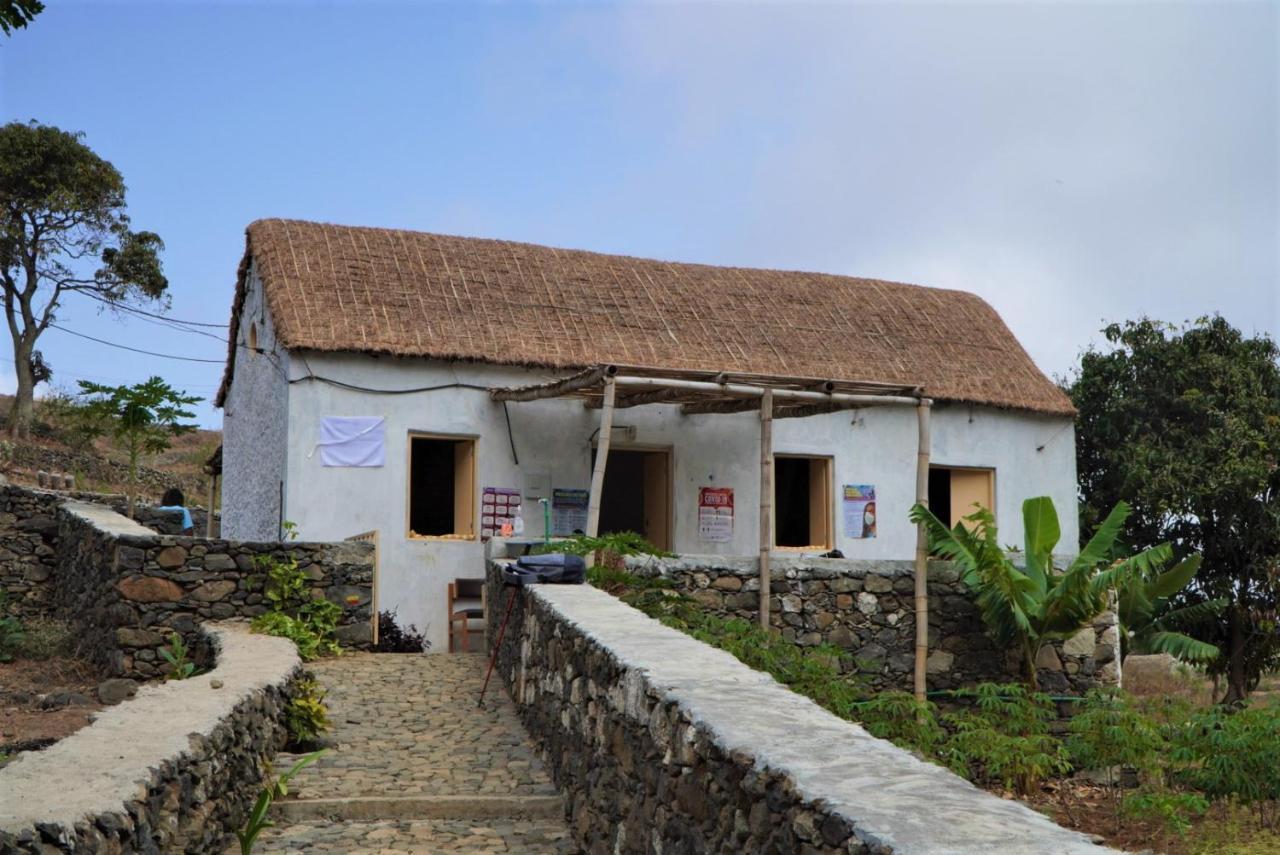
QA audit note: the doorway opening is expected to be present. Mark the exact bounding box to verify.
[774,455,833,549]
[595,448,672,550]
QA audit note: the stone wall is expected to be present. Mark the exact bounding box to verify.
[0,483,373,680]
[0,487,60,620]
[485,562,1112,854]
[52,499,374,679]
[623,554,1120,695]
[0,624,302,854]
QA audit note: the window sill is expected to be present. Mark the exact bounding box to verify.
[408,534,478,543]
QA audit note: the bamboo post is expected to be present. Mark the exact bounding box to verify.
[759,388,773,630]
[585,377,617,538]
[913,398,933,702]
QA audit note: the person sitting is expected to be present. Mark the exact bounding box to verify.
[157,487,195,536]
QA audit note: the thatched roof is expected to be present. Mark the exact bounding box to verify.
[216,218,1073,416]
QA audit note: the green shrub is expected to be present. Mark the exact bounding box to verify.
[250,555,341,661]
[941,683,1070,795]
[854,691,946,758]
[620,586,866,717]
[1068,688,1166,828]
[1170,702,1280,827]
[533,531,672,559]
[159,632,196,680]
[285,676,330,747]
[0,614,23,663]
[1123,788,1209,841]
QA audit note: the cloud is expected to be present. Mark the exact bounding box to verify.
[554,1,1278,377]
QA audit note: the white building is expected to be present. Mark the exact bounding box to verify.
[217,218,1077,651]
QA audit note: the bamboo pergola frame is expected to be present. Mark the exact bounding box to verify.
[491,364,934,700]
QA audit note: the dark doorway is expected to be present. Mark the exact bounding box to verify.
[595,449,671,550]
[774,455,832,548]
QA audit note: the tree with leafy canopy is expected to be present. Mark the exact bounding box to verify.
[0,0,42,34]
[1067,317,1280,704]
[0,121,167,437]
[75,377,201,516]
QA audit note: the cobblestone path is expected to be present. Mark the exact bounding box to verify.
[255,653,576,854]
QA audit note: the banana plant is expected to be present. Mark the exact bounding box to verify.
[909,497,1169,689]
[1116,553,1223,663]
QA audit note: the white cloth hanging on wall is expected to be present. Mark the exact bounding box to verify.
[314,416,386,467]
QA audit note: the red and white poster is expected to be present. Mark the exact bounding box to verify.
[698,487,734,543]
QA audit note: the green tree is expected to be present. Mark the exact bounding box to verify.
[0,0,42,34]
[908,496,1169,689]
[76,377,200,516]
[0,121,167,437]
[1116,553,1224,663]
[1067,317,1280,703]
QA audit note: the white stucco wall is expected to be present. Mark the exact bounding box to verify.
[220,266,290,542]
[260,355,1077,651]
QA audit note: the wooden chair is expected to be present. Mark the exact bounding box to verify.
[447,578,485,653]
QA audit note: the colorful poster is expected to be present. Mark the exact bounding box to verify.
[481,487,522,541]
[842,484,876,539]
[698,486,734,543]
[552,488,590,536]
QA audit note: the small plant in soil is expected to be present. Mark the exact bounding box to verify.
[374,609,430,653]
[159,632,196,680]
[235,750,324,855]
[250,554,341,660]
[285,676,330,750]
[0,614,23,663]
[1067,688,1165,831]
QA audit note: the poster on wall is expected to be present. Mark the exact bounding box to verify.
[842,485,877,539]
[552,488,589,536]
[481,487,522,541]
[698,486,734,543]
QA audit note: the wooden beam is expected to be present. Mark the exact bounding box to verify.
[913,398,933,702]
[585,387,688,409]
[759,388,773,630]
[206,474,217,538]
[490,365,616,402]
[585,378,617,538]
[616,375,920,408]
[681,398,762,416]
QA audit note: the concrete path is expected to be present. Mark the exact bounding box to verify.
[255,653,576,854]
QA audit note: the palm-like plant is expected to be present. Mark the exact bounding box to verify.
[908,497,1171,689]
[1116,553,1223,663]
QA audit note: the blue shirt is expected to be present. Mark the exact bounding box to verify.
[157,505,194,532]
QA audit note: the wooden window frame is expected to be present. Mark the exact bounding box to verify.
[406,432,479,542]
[773,453,834,551]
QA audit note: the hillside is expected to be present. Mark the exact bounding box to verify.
[0,394,222,504]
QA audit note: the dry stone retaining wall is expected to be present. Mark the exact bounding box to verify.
[624,554,1120,695]
[0,624,301,854]
[485,562,1113,854]
[53,499,374,679]
[0,483,373,680]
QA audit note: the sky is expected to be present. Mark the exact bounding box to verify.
[1,0,1276,427]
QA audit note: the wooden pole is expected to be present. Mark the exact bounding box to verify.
[913,398,933,702]
[205,474,217,538]
[759,388,773,630]
[585,377,617,538]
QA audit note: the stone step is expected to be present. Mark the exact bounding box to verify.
[248,817,577,854]
[275,793,564,823]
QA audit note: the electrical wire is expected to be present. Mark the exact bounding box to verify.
[287,373,491,395]
[77,290,229,328]
[47,323,225,364]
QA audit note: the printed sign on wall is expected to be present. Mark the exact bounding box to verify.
[552,488,589,536]
[842,485,877,539]
[698,486,734,543]
[481,487,522,540]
